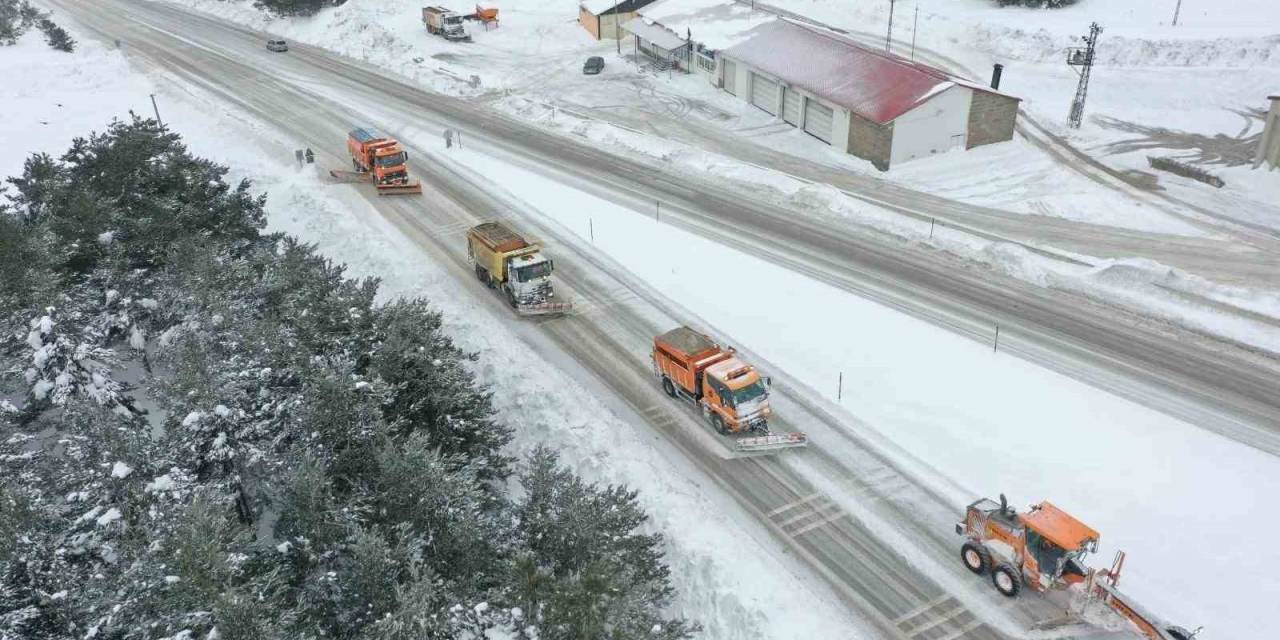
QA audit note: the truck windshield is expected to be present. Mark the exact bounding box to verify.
[732,382,767,405]
[514,262,552,282]
[446,16,463,24]
[375,152,406,168]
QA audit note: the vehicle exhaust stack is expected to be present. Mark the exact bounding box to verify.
[991,64,1004,90]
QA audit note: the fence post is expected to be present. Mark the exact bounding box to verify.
[837,371,843,400]
[994,324,1000,353]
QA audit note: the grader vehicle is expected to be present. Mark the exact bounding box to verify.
[956,495,1201,640]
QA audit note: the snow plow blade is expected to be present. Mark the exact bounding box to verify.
[328,169,370,183]
[516,301,573,316]
[376,182,423,196]
[735,432,808,452]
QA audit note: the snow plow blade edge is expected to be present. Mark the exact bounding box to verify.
[376,182,423,196]
[516,301,573,316]
[735,432,809,452]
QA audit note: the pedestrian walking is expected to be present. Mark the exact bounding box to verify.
[304,148,314,164]
[444,128,454,149]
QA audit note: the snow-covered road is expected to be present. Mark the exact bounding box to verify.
[30,1,1280,638]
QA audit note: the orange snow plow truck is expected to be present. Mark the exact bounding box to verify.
[652,327,807,453]
[329,128,422,195]
[957,495,1201,640]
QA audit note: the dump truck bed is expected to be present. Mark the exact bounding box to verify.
[469,222,529,253]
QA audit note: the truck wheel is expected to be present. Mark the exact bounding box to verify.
[506,289,518,308]
[353,158,360,171]
[661,377,677,398]
[475,264,487,283]
[991,564,1022,597]
[961,542,991,575]
[712,415,728,435]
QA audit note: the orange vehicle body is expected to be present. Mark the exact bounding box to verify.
[345,128,421,194]
[957,496,1198,640]
[652,327,772,435]
[474,4,498,22]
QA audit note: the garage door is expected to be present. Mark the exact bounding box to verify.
[782,87,802,125]
[750,72,779,115]
[722,59,737,95]
[804,99,834,143]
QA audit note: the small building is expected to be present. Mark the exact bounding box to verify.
[579,0,657,41]
[624,0,771,75]
[719,20,1020,170]
[1256,95,1280,171]
[623,0,1020,170]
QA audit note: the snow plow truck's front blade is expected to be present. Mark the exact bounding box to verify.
[735,432,809,452]
[376,182,423,196]
[515,301,573,316]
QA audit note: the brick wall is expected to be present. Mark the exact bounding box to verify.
[579,7,600,40]
[966,91,1018,149]
[847,113,893,171]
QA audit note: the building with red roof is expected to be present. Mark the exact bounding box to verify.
[622,0,1020,170]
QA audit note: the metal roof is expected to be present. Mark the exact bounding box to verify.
[621,17,688,51]
[1019,502,1100,552]
[723,20,1017,125]
[636,0,773,51]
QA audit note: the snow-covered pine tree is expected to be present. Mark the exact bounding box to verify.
[36,18,72,52]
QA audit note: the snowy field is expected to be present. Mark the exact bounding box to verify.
[0,27,875,640]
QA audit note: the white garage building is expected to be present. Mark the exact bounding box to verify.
[719,20,1020,170]
[623,0,1020,170]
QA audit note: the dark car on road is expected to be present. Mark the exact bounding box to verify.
[583,56,604,75]
[266,39,289,52]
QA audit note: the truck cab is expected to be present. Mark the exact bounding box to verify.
[440,13,469,40]
[702,357,771,432]
[505,251,555,308]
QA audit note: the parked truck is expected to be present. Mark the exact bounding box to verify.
[423,6,471,41]
[466,222,571,316]
[652,327,807,452]
[329,128,422,195]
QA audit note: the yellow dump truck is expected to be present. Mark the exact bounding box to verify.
[467,222,571,316]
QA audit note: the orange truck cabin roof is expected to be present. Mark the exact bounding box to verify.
[704,357,759,389]
[1019,502,1100,551]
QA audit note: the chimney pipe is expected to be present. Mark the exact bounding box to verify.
[991,63,1004,90]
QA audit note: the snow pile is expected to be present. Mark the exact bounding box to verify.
[637,0,775,50]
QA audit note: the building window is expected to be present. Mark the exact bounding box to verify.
[695,51,715,73]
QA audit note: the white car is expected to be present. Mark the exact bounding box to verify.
[266,39,288,53]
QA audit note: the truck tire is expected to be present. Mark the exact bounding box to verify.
[506,289,518,308]
[961,542,991,575]
[662,377,677,398]
[712,414,728,435]
[991,563,1022,597]
[475,264,487,284]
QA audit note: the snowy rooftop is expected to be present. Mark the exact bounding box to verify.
[723,20,1017,124]
[635,0,774,51]
[581,0,623,15]
[622,17,687,51]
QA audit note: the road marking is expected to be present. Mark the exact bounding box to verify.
[903,605,966,637]
[776,498,839,529]
[893,594,952,625]
[788,509,848,537]
[766,493,823,518]
[932,617,984,640]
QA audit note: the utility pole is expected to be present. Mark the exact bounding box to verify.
[1066,22,1102,129]
[1172,0,1183,26]
[885,0,896,53]
[149,94,163,126]
[910,4,918,61]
